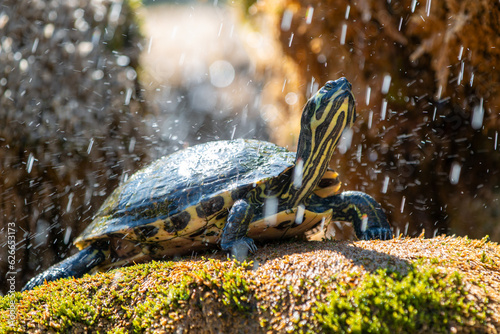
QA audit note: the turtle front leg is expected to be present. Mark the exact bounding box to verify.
[22,242,108,291]
[221,199,257,261]
[307,191,393,240]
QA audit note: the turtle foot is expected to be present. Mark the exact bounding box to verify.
[361,227,393,240]
[22,244,106,291]
[221,237,257,262]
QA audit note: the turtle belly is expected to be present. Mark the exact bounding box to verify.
[100,235,221,271]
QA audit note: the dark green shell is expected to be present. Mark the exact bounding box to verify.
[76,139,296,246]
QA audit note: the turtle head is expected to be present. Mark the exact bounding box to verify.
[299,77,356,143]
[288,77,356,206]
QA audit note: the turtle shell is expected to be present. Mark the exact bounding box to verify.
[75,139,297,250]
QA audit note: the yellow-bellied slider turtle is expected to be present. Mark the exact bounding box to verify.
[23,78,392,291]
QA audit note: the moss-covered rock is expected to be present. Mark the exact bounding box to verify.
[1,236,498,333]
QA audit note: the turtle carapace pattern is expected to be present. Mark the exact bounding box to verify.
[23,77,392,291]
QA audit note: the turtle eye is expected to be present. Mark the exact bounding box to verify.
[324,81,335,90]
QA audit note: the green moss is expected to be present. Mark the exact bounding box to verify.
[107,328,128,334]
[1,238,496,333]
[315,266,487,333]
[205,259,254,313]
[131,271,194,331]
[132,259,254,332]
[0,259,255,333]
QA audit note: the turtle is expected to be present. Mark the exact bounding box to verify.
[23,77,392,291]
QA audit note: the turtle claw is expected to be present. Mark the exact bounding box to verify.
[361,227,393,240]
[222,237,257,262]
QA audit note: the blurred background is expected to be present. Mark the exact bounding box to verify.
[1,0,499,294]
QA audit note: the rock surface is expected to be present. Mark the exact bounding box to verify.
[1,236,499,333]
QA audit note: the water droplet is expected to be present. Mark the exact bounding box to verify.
[92,29,101,46]
[74,8,84,19]
[116,55,130,66]
[338,128,353,154]
[449,162,462,185]
[35,219,50,246]
[126,68,137,81]
[471,98,484,130]
[400,196,406,213]
[457,61,464,85]
[66,193,74,213]
[218,22,223,37]
[345,5,350,20]
[458,45,464,60]
[380,99,387,120]
[381,74,391,94]
[293,159,303,188]
[433,229,439,238]
[0,12,9,29]
[361,214,368,232]
[382,175,389,193]
[124,88,132,105]
[285,92,298,105]
[365,86,371,105]
[306,6,314,24]
[32,38,39,53]
[295,205,305,225]
[435,85,443,99]
[64,43,75,54]
[78,41,94,57]
[281,9,293,31]
[109,2,122,26]
[209,60,235,88]
[147,36,153,54]
[282,79,287,92]
[231,125,237,139]
[340,23,347,45]
[425,0,432,16]
[87,138,94,154]
[26,153,35,173]
[129,137,136,153]
[92,69,104,81]
[356,145,362,163]
[19,59,28,72]
[264,197,278,225]
[411,0,417,13]
[367,110,373,129]
[64,227,72,245]
[44,24,54,39]
[75,17,89,32]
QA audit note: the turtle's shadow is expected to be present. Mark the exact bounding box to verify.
[249,239,412,274]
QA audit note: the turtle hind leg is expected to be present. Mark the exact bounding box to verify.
[307,191,393,240]
[22,242,108,291]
